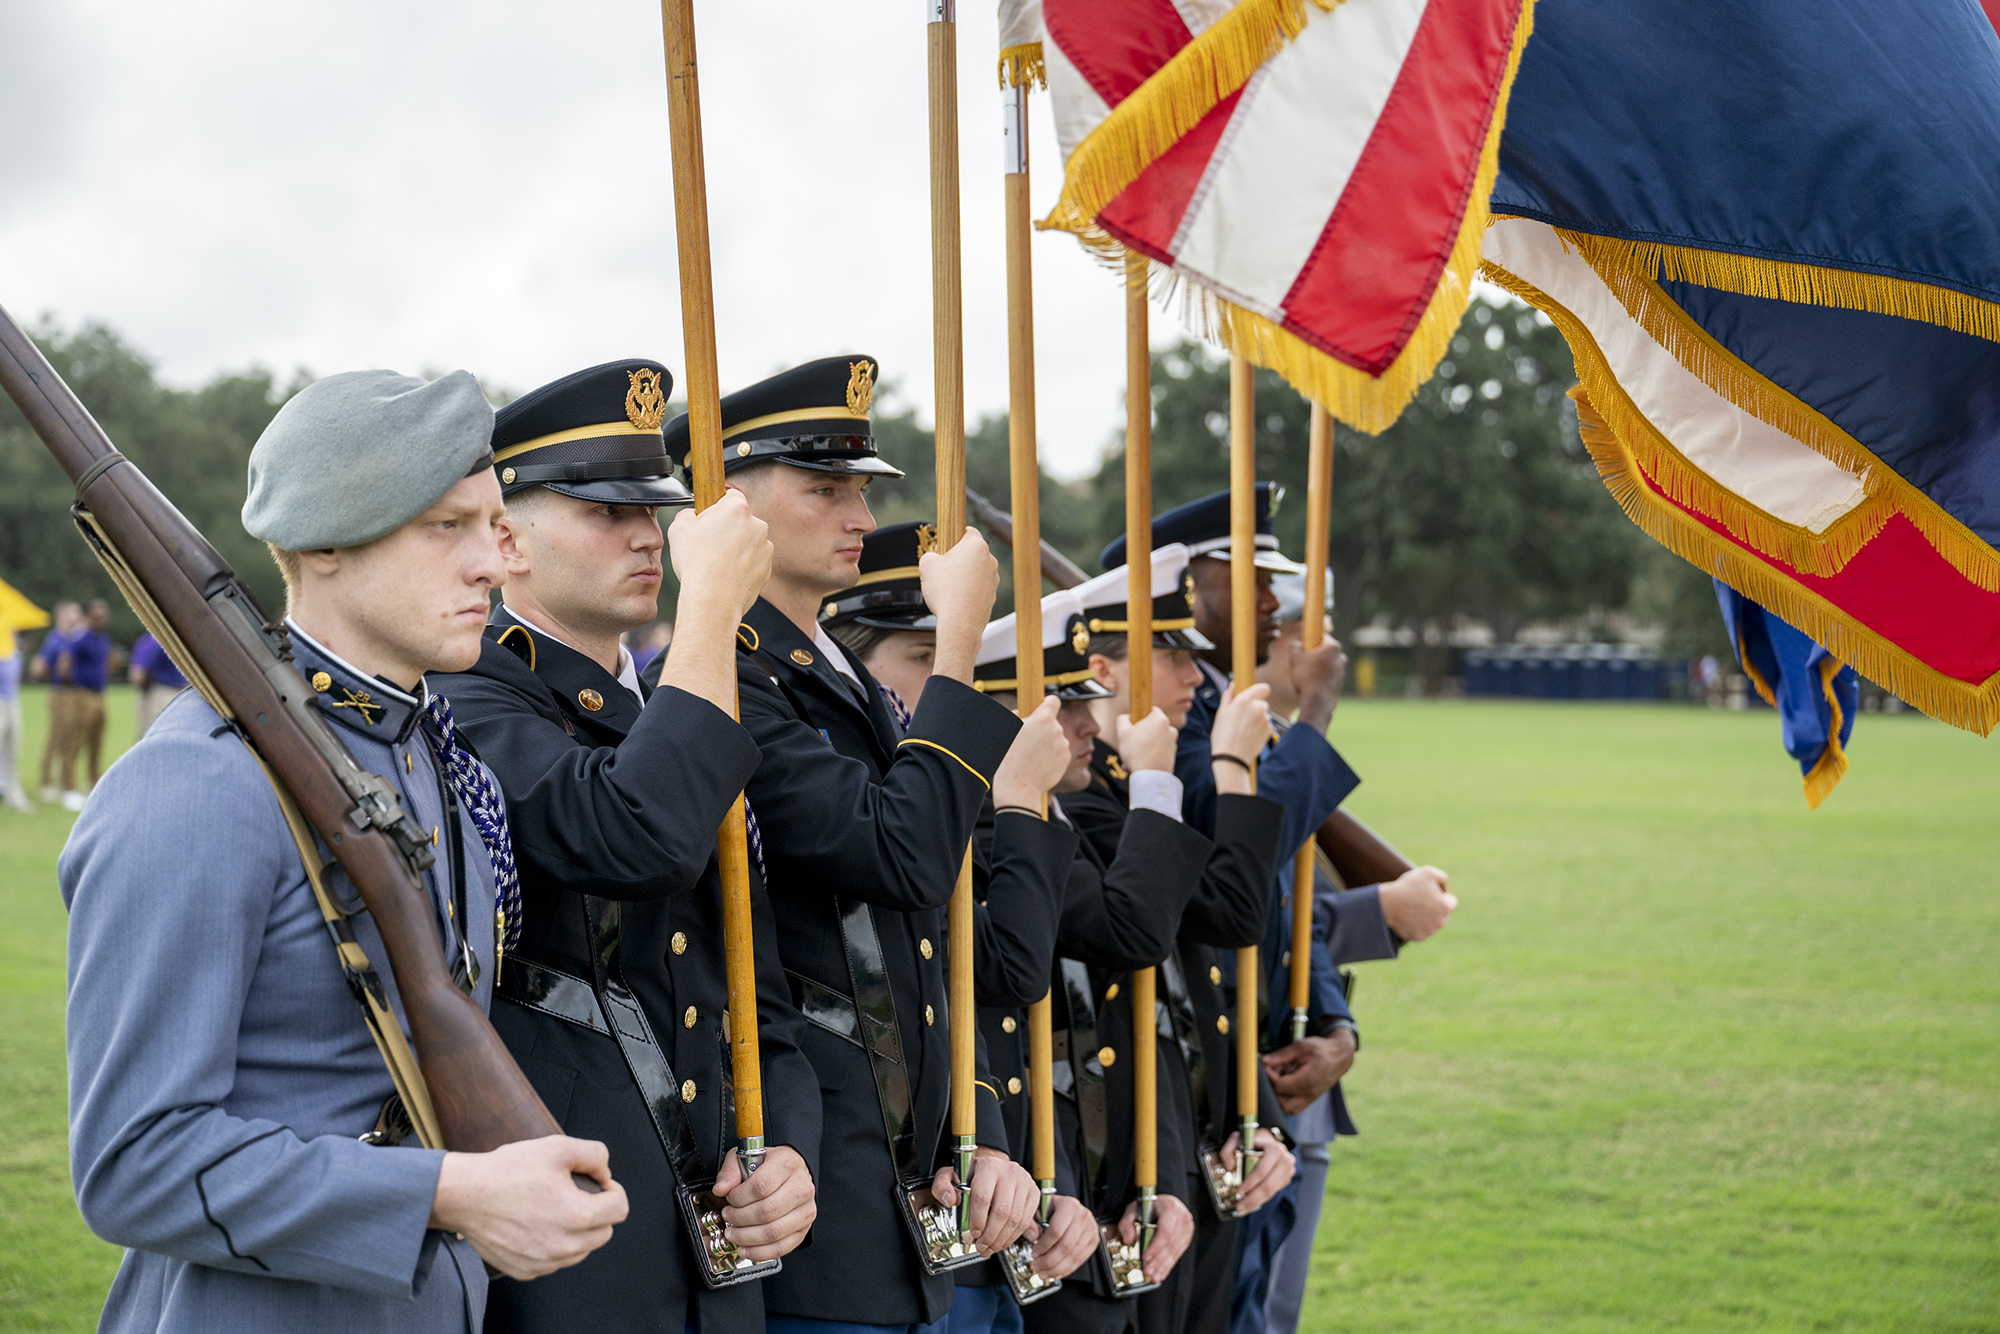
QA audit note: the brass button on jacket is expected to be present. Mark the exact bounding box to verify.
[1210,965,1223,985]
[1000,1015,1017,1034]
[790,648,814,666]
[578,688,604,712]
[671,932,688,955]
[1104,983,1119,1001]
[1216,1015,1230,1035]
[1007,1077,1023,1095]
[925,1005,935,1026]
[684,1006,698,1029]
[680,1080,697,1103]
[920,938,934,960]
[1097,1046,1116,1067]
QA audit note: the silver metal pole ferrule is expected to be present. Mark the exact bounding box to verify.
[955,1135,978,1241]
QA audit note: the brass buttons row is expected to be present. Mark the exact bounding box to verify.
[1210,965,1223,985]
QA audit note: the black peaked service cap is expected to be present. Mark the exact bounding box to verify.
[492,359,691,506]
[1099,482,1303,574]
[820,520,939,631]
[665,353,904,478]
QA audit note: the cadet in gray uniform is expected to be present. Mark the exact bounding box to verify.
[60,370,626,1334]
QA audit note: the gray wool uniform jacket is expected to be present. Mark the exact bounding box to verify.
[60,625,499,1334]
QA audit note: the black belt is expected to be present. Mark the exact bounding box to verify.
[1057,958,1114,1219]
[792,896,979,1275]
[497,901,775,1288]
[1160,950,1211,1136]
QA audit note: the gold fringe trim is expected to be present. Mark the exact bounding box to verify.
[1735,620,1852,809]
[1084,1,1535,433]
[1555,231,2000,593]
[1038,0,1345,241]
[1573,387,2000,736]
[1480,260,1905,579]
[1801,656,1851,810]
[1554,230,2000,347]
[1208,0,1535,434]
[1484,263,2000,734]
[999,42,1046,91]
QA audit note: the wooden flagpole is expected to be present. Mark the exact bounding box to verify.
[658,0,763,1175]
[1001,68,1057,1235]
[1289,402,1333,1040]
[927,0,979,1243]
[1124,248,1160,1256]
[1228,355,1261,1185]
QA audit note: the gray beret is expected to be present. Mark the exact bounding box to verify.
[242,369,495,550]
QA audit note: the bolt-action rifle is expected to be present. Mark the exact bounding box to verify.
[0,301,573,1159]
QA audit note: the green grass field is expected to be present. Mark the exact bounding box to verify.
[1,690,1994,1331]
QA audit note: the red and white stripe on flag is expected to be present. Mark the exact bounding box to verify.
[1041,0,1534,433]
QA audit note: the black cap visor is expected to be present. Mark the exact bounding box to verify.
[717,433,904,478]
[1156,627,1215,652]
[534,473,693,506]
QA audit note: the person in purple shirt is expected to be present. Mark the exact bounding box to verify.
[53,599,114,809]
[31,600,82,806]
[129,632,188,739]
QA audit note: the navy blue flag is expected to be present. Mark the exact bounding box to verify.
[1715,582,1860,808]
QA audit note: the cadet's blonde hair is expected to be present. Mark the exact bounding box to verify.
[266,544,303,609]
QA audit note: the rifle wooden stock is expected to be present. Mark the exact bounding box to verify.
[1317,809,1416,889]
[0,302,561,1154]
[966,487,1088,592]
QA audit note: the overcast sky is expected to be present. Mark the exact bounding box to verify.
[1,0,1176,479]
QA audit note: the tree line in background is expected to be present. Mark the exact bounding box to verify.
[2,305,1732,663]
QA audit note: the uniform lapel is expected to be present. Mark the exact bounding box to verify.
[488,608,640,743]
[742,599,893,767]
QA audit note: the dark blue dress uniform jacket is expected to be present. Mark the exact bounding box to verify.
[713,598,1020,1328]
[1176,662,1361,1125]
[436,610,822,1333]
[1039,745,1286,1334]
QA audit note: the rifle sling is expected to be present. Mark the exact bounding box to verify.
[255,750,445,1151]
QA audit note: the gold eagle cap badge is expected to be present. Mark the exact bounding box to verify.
[915,522,940,557]
[626,367,666,431]
[846,359,875,416]
[1071,619,1090,655]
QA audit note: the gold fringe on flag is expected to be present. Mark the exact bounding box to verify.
[1551,231,2000,593]
[1482,263,2000,735]
[1038,0,1346,243]
[998,42,1045,91]
[1479,258,1912,580]
[1733,628,1852,809]
[1557,231,2000,348]
[1800,656,1852,809]
[1201,0,1536,434]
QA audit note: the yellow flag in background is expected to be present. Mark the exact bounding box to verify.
[0,577,50,659]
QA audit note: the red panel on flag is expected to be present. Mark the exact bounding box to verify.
[1098,91,1244,261]
[1282,0,1525,372]
[1043,0,1191,108]
[1637,467,2000,684]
